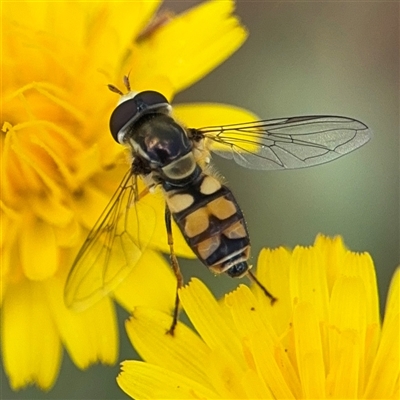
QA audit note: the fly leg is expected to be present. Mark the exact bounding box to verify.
[165,206,184,335]
[247,270,277,305]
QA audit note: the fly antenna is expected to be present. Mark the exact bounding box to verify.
[108,84,124,95]
[123,72,132,92]
[108,72,132,95]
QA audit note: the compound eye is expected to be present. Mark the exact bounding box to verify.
[109,90,170,143]
[138,90,169,107]
[109,98,137,142]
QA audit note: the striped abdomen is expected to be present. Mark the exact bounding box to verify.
[163,173,251,277]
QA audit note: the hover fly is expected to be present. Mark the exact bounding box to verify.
[64,77,371,333]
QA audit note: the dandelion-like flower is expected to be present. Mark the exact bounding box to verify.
[1,0,255,390]
[118,235,399,399]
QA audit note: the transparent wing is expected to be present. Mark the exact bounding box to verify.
[64,170,156,311]
[196,116,371,170]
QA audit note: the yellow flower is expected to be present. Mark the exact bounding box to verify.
[1,0,258,390]
[118,235,399,399]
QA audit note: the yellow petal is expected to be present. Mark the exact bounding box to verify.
[382,267,400,329]
[329,276,367,335]
[44,276,118,369]
[131,0,247,92]
[173,103,260,128]
[314,234,347,293]
[1,280,62,390]
[226,285,301,398]
[73,2,162,80]
[20,215,57,280]
[2,124,62,199]
[326,329,361,399]
[71,183,111,230]
[364,268,400,399]
[249,330,296,399]
[254,246,292,336]
[290,246,330,322]
[293,301,326,398]
[241,369,274,399]
[179,279,243,361]
[4,2,92,42]
[124,307,211,389]
[113,249,176,313]
[225,285,271,337]
[30,193,74,228]
[328,276,365,397]
[203,348,248,398]
[0,200,20,250]
[342,251,380,326]
[289,244,331,371]
[53,218,80,248]
[3,2,161,88]
[341,252,381,386]
[108,1,162,50]
[180,279,252,397]
[8,122,70,195]
[364,313,399,399]
[118,360,219,399]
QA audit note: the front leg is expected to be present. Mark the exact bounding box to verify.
[165,205,184,335]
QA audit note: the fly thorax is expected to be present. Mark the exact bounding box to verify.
[161,152,199,182]
[130,114,193,167]
[191,138,211,166]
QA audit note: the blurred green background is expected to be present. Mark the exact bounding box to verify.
[2,1,398,399]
